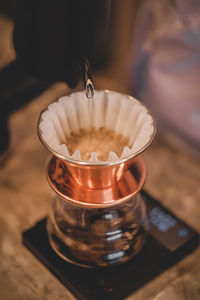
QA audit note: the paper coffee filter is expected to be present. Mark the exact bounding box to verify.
[39,90,155,163]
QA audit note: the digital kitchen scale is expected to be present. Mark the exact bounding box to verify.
[23,191,199,300]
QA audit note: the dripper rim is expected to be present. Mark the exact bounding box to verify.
[37,89,156,167]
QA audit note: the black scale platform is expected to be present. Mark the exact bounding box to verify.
[23,191,199,300]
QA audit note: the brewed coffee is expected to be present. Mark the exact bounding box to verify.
[66,127,129,161]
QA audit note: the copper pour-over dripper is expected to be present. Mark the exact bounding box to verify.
[38,90,155,190]
[37,90,156,267]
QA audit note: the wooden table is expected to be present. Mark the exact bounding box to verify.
[0,13,200,300]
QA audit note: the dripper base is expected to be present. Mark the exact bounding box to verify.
[47,156,146,207]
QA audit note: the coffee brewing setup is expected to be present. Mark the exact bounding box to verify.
[18,55,198,300]
[37,86,156,268]
[23,82,199,298]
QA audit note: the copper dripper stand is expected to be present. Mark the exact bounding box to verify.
[47,155,146,208]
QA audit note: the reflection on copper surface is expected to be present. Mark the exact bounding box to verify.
[61,159,133,189]
[47,155,146,208]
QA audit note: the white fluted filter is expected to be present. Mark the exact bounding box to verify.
[39,90,155,162]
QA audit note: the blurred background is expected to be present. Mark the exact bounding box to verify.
[0,0,200,156]
[0,1,200,299]
[0,1,15,68]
